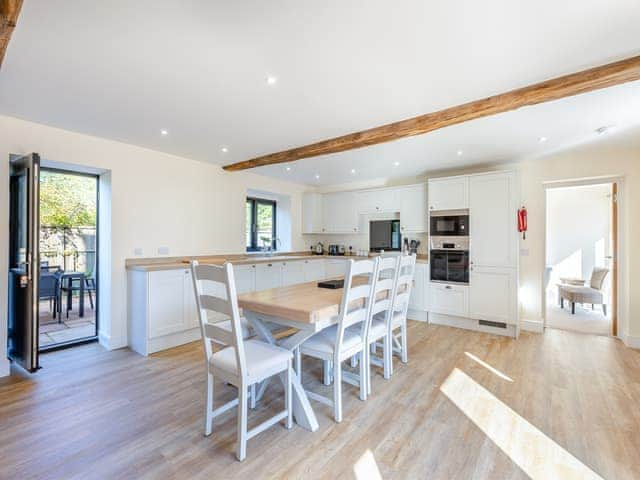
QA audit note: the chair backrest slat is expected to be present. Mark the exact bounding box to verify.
[334,258,378,357]
[392,255,416,318]
[369,256,400,334]
[191,261,247,378]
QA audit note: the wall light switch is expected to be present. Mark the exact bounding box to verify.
[134,247,143,256]
[158,246,170,255]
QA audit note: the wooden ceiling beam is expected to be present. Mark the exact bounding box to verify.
[223,55,640,171]
[0,0,23,69]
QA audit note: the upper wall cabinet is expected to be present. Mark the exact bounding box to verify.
[357,188,399,214]
[399,184,428,233]
[302,193,323,234]
[322,191,359,233]
[469,172,517,268]
[428,176,469,211]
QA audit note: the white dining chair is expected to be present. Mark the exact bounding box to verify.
[387,254,416,372]
[191,261,293,461]
[298,257,378,423]
[362,256,400,392]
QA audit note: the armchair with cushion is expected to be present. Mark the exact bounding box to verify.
[558,267,609,315]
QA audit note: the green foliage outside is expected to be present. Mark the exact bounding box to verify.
[40,171,97,227]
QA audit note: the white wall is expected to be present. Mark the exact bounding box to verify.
[0,115,309,375]
[546,184,611,280]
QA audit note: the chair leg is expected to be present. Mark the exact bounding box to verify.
[370,343,376,355]
[560,297,564,309]
[294,347,301,376]
[350,354,358,368]
[400,322,408,364]
[205,372,214,436]
[571,302,575,315]
[236,385,248,461]
[366,349,372,396]
[323,360,331,386]
[603,304,607,316]
[383,335,392,380]
[333,361,342,423]
[285,362,293,429]
[250,384,256,409]
[359,351,367,401]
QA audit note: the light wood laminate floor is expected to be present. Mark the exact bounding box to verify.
[1,323,639,479]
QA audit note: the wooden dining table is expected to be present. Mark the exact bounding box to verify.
[238,280,350,432]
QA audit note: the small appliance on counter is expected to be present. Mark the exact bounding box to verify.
[327,244,345,256]
[311,242,324,255]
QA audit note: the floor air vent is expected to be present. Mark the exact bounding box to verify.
[479,320,508,329]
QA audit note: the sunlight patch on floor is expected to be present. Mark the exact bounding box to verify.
[441,368,602,480]
[353,449,382,480]
[465,352,514,382]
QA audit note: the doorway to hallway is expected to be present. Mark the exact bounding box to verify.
[544,182,616,336]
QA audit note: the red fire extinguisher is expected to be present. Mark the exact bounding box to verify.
[518,206,528,240]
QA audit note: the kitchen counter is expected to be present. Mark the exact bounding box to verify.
[125,251,428,272]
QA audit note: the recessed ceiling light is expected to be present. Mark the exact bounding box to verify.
[315,174,320,180]
[351,169,356,174]
[538,136,548,143]
[221,147,229,153]
[286,166,291,172]
[457,150,463,156]
[394,161,400,167]
[160,129,168,136]
[266,75,278,85]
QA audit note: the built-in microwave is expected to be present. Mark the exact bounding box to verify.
[430,212,469,237]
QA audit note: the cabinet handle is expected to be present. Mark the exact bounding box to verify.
[268,263,273,267]
[445,285,452,289]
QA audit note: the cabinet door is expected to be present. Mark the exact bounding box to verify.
[469,172,516,267]
[400,184,428,233]
[303,259,326,282]
[428,177,469,211]
[469,266,516,324]
[183,269,199,329]
[408,263,426,311]
[322,192,359,233]
[255,262,282,291]
[148,269,187,338]
[282,261,305,286]
[234,264,256,294]
[302,193,323,234]
[429,282,469,317]
[357,189,398,214]
[325,259,347,278]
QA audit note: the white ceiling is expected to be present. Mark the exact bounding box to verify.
[1,0,639,185]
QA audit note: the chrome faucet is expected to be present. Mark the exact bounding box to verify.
[261,237,281,256]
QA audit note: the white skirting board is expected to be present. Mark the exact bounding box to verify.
[520,319,544,333]
[429,312,517,338]
[407,309,428,322]
[624,335,640,349]
[98,331,128,351]
[0,358,10,378]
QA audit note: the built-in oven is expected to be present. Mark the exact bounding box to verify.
[429,236,470,284]
[430,211,469,237]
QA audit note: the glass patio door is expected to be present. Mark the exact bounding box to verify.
[8,153,41,372]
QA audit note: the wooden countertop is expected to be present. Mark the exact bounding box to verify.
[126,252,428,272]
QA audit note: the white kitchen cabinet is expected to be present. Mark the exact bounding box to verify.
[282,261,305,286]
[357,188,399,214]
[302,192,323,234]
[322,192,359,233]
[129,267,202,356]
[325,259,347,278]
[234,264,256,294]
[399,184,428,233]
[469,266,517,325]
[255,262,282,290]
[303,259,326,282]
[469,172,517,268]
[428,176,469,211]
[408,262,429,313]
[429,282,469,318]
[148,269,190,339]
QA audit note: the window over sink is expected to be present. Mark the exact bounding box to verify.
[246,197,277,252]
